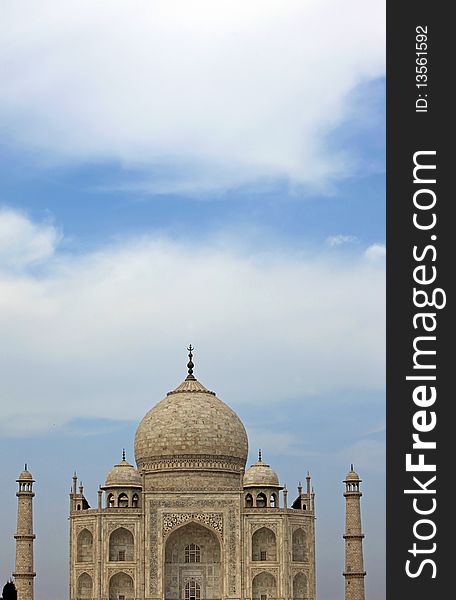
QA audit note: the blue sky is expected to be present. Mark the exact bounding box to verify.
[0,2,385,600]
[0,77,384,248]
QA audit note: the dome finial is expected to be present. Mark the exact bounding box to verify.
[351,463,354,471]
[122,448,126,461]
[186,344,196,380]
[258,449,262,462]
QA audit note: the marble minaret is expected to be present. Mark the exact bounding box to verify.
[13,466,36,600]
[343,465,366,600]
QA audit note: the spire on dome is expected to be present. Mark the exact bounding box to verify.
[258,449,262,462]
[122,448,126,461]
[186,344,196,380]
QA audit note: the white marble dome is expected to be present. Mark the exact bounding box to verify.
[244,455,280,488]
[105,457,142,487]
[134,374,248,473]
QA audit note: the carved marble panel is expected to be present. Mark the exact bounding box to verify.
[163,512,223,537]
[149,497,239,596]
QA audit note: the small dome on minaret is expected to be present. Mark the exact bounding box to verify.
[344,464,361,481]
[17,465,33,481]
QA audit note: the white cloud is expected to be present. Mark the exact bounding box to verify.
[0,207,61,270]
[326,234,358,247]
[0,209,385,436]
[0,0,385,192]
[365,243,386,260]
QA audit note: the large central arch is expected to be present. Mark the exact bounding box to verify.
[164,522,222,600]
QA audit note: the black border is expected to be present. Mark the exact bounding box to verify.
[387,2,452,596]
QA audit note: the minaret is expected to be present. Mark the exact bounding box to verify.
[13,465,36,600]
[343,465,366,600]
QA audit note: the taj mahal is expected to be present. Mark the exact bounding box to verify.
[11,348,367,600]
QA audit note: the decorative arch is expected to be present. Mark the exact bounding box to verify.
[109,572,134,600]
[77,529,93,563]
[245,493,254,508]
[252,571,277,600]
[252,527,277,561]
[118,493,129,508]
[256,493,267,508]
[132,493,139,508]
[163,513,223,539]
[164,522,222,600]
[109,527,134,562]
[293,572,307,600]
[77,572,93,599]
[292,528,306,562]
[107,493,115,508]
[270,493,278,508]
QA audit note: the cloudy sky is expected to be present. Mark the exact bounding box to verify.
[0,2,385,599]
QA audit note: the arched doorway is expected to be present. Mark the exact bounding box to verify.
[292,529,306,562]
[109,572,134,600]
[252,527,277,561]
[293,572,307,600]
[109,527,134,562]
[252,571,277,600]
[77,529,93,562]
[77,573,92,599]
[184,579,201,600]
[164,522,222,600]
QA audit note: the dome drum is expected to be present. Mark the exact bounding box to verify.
[137,453,246,474]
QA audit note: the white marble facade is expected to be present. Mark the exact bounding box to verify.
[69,358,316,600]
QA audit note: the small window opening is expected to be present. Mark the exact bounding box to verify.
[185,544,201,563]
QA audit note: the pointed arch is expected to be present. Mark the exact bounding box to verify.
[77,573,93,599]
[109,527,134,562]
[109,572,134,600]
[245,493,254,508]
[252,571,277,600]
[77,529,93,563]
[292,528,307,562]
[293,572,307,600]
[164,522,222,600]
[118,493,129,508]
[256,492,267,508]
[252,527,277,561]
